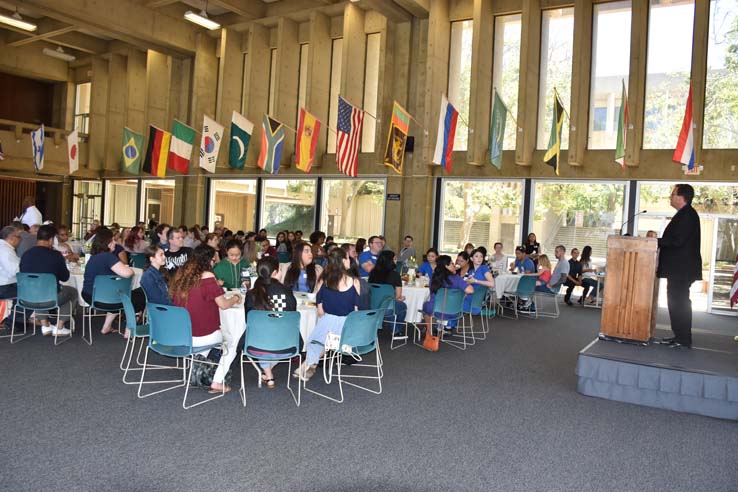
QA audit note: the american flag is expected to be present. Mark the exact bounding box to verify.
[730,254,738,308]
[336,96,364,177]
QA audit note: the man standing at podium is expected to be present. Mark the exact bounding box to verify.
[657,184,701,349]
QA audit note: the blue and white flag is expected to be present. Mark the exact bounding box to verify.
[31,125,45,172]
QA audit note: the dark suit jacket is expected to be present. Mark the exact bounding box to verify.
[657,204,702,281]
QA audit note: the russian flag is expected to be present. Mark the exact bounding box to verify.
[673,83,695,170]
[432,94,458,173]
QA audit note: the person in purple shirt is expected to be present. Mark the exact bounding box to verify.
[421,255,473,332]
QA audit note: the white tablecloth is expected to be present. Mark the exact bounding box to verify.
[403,285,430,323]
[297,304,318,343]
[63,267,143,307]
[494,274,521,298]
[67,240,85,255]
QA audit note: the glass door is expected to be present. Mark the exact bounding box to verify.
[708,217,738,314]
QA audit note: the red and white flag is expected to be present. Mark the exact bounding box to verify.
[730,254,738,308]
[673,82,695,170]
[67,129,79,174]
[336,96,364,177]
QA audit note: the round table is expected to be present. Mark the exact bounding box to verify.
[63,266,143,307]
[402,285,430,323]
[297,304,318,342]
[494,274,522,298]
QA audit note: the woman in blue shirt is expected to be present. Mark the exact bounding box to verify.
[417,248,438,277]
[140,244,171,305]
[282,242,323,293]
[421,255,473,330]
[463,248,496,314]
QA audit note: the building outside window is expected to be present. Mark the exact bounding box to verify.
[74,82,91,135]
[321,178,385,243]
[448,20,473,151]
[208,179,257,232]
[492,14,522,150]
[261,179,317,235]
[72,180,102,239]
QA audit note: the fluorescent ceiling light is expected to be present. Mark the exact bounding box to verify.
[0,12,38,32]
[43,47,76,62]
[184,10,221,30]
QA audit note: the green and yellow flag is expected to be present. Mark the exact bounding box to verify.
[383,101,411,174]
[543,92,565,176]
[121,127,144,175]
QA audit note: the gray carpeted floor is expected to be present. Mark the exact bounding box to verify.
[1,306,737,492]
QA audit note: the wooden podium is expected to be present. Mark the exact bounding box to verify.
[601,236,659,342]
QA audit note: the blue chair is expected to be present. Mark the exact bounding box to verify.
[128,253,147,269]
[119,293,180,385]
[413,288,467,351]
[241,310,302,408]
[369,283,407,350]
[277,251,291,263]
[314,257,326,267]
[138,303,226,409]
[303,309,384,404]
[81,275,132,346]
[12,273,73,345]
[502,275,538,319]
[461,286,489,343]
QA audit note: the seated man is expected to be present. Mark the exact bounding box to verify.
[510,246,536,274]
[19,224,78,336]
[563,248,582,306]
[54,224,80,263]
[0,225,22,299]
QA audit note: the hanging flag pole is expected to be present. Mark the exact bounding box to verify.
[492,87,518,127]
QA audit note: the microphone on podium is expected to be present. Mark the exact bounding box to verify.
[620,210,647,235]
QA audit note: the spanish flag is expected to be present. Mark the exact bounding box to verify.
[143,126,171,178]
[295,108,321,173]
[543,92,565,176]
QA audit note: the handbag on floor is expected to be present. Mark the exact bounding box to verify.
[189,351,233,387]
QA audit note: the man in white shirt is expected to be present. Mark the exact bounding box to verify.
[0,225,22,299]
[17,196,42,228]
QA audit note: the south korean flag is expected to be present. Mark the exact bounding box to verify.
[199,115,224,173]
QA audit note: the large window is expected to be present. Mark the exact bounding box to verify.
[72,180,102,239]
[537,8,574,150]
[297,43,309,125]
[643,0,694,149]
[362,33,381,153]
[208,179,257,231]
[703,0,738,149]
[588,1,632,149]
[448,20,473,151]
[327,38,343,154]
[492,14,522,150]
[321,179,385,242]
[439,180,523,255]
[268,48,278,116]
[74,82,91,135]
[261,179,316,234]
[141,179,175,226]
[104,180,138,227]
[531,181,627,262]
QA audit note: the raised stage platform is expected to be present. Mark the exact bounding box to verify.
[576,333,738,420]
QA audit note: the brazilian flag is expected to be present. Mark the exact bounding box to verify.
[121,127,144,175]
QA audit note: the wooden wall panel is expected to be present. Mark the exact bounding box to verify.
[0,178,37,226]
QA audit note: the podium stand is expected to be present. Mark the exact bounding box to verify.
[600,236,659,342]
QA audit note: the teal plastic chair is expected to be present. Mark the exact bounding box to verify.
[461,285,489,343]
[505,275,538,319]
[138,303,226,409]
[277,251,291,263]
[81,275,132,346]
[413,288,467,351]
[129,253,147,268]
[12,273,72,345]
[369,283,407,350]
[241,310,302,408]
[304,309,384,404]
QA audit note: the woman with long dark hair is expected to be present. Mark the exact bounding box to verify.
[421,255,473,330]
[525,232,541,268]
[139,244,170,305]
[579,245,601,304]
[275,230,291,254]
[455,251,472,278]
[368,250,407,328]
[464,248,495,314]
[293,248,360,381]
[244,256,297,388]
[169,245,242,393]
[282,241,322,293]
[124,226,148,253]
[213,239,251,289]
[418,248,438,277]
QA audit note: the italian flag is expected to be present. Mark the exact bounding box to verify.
[614,79,629,169]
[168,120,195,174]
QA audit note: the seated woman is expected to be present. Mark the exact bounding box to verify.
[139,244,170,305]
[112,230,128,265]
[463,242,474,256]
[455,251,472,278]
[124,226,149,253]
[464,248,496,314]
[368,250,407,331]
[260,238,277,258]
[281,241,323,293]
[244,256,297,389]
[169,245,242,393]
[421,255,474,332]
[204,233,221,263]
[275,231,291,254]
[213,239,251,289]
[417,248,438,277]
[489,242,507,271]
[534,254,554,293]
[82,227,142,335]
[579,245,602,304]
[293,248,360,382]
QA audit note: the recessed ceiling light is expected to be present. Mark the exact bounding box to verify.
[43,46,76,62]
[184,10,221,30]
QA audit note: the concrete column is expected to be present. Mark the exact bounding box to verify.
[420,0,450,167]
[306,12,332,169]
[515,0,541,167]
[145,50,171,129]
[169,57,192,124]
[568,0,593,167]
[105,53,128,172]
[88,56,110,172]
[273,18,300,170]
[340,4,367,106]
[242,24,271,169]
[691,0,710,167]
[467,0,493,167]
[126,49,148,133]
[627,0,648,167]
[216,28,243,169]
